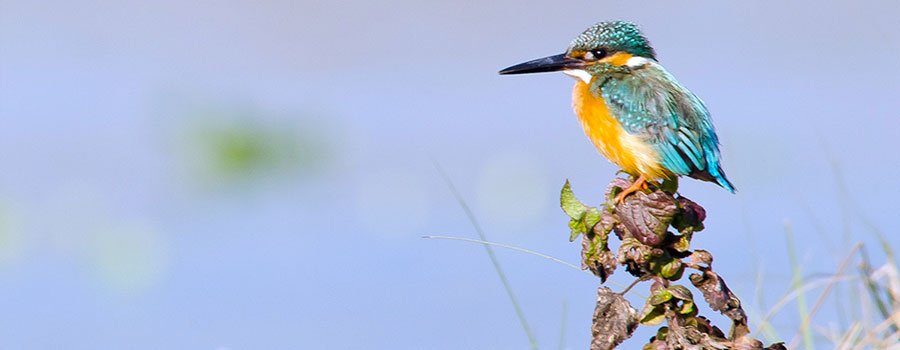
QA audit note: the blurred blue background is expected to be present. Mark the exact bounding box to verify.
[1,0,898,348]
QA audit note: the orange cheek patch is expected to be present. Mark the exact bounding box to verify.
[601,52,634,67]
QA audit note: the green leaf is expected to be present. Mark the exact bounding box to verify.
[650,253,684,281]
[678,300,697,316]
[568,218,585,242]
[562,181,605,242]
[660,259,684,281]
[583,208,602,230]
[656,326,669,341]
[648,287,673,306]
[673,233,691,252]
[639,304,666,326]
[560,180,587,219]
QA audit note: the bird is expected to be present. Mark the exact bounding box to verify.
[499,21,734,203]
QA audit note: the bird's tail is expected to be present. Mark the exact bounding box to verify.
[711,166,735,193]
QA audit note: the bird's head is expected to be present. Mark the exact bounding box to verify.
[499,21,656,83]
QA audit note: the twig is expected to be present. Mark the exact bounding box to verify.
[424,235,644,298]
[424,235,586,273]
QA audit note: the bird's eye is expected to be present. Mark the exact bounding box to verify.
[585,49,607,61]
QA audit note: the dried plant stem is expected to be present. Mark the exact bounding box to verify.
[433,161,537,350]
[785,221,813,349]
[787,243,861,349]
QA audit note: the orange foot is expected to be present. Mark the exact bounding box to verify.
[614,176,648,204]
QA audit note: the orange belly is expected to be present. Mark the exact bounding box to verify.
[572,80,669,180]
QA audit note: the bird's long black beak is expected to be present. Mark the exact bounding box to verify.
[498,53,585,75]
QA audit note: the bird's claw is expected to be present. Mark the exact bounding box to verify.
[613,176,648,205]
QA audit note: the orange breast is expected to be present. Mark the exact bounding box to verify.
[572,80,668,180]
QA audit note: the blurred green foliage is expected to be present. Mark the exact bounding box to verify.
[179,108,332,189]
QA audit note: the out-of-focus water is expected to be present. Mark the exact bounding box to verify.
[1,0,898,348]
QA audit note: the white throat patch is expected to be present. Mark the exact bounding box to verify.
[625,56,650,68]
[562,69,593,84]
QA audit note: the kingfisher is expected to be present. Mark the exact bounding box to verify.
[499,21,734,203]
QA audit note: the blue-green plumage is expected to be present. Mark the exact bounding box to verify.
[591,62,735,192]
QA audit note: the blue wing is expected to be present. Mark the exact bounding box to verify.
[595,61,734,192]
